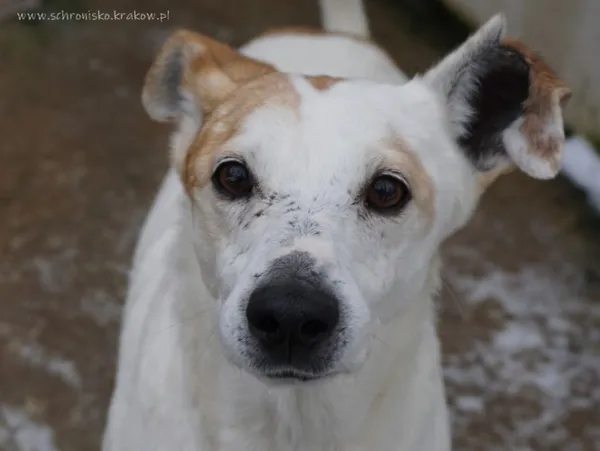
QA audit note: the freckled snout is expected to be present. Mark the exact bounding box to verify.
[246,278,340,369]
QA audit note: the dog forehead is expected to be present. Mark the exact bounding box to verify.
[243,79,452,196]
[241,77,391,176]
[241,76,452,167]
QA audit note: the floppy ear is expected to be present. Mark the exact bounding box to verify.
[142,30,274,123]
[141,30,275,169]
[423,14,571,182]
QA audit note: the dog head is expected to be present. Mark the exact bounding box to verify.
[142,15,570,383]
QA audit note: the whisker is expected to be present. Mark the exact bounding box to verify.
[151,308,212,337]
[369,332,395,358]
[442,276,467,321]
[197,328,217,366]
[372,334,393,350]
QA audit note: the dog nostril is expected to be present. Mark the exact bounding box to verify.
[254,315,279,335]
[247,306,285,346]
[298,319,330,343]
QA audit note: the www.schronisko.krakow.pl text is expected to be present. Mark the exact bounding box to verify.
[17,9,171,22]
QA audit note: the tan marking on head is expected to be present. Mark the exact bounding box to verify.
[306,75,343,91]
[182,73,301,193]
[383,136,436,227]
[502,38,571,171]
[259,26,327,37]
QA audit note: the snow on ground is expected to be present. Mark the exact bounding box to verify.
[8,342,82,390]
[562,136,600,212]
[443,245,600,450]
[0,405,58,451]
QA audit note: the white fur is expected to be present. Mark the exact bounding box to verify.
[241,34,407,85]
[103,3,564,451]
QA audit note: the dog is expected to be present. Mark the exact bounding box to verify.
[102,0,570,449]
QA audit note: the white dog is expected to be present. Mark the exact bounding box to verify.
[102,0,570,449]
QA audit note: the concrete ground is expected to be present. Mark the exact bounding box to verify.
[0,0,599,450]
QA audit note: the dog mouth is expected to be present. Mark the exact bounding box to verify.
[261,368,333,384]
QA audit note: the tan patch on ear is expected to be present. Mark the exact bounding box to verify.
[142,30,276,122]
[503,38,572,106]
[385,136,436,227]
[182,73,301,193]
[502,38,571,172]
[306,75,343,91]
[477,163,517,192]
[180,31,276,114]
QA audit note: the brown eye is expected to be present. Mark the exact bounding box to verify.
[212,160,254,198]
[365,175,411,212]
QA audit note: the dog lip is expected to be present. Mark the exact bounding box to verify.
[262,369,327,382]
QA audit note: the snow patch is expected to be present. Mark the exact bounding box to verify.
[0,405,58,451]
[443,253,600,448]
[455,395,484,413]
[10,342,82,390]
[30,248,77,294]
[80,290,122,326]
[493,322,543,351]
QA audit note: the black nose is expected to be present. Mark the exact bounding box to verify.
[246,280,340,365]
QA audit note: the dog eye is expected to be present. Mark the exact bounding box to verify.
[365,175,411,212]
[212,160,254,198]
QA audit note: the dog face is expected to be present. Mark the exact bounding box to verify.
[142,16,569,382]
[187,76,473,381]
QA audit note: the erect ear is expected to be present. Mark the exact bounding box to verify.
[142,30,274,124]
[423,14,571,183]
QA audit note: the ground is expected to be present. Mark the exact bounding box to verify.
[0,0,599,450]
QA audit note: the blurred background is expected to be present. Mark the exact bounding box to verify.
[0,0,599,450]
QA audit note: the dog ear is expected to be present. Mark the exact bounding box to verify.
[142,30,274,124]
[142,30,275,171]
[423,14,571,183]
